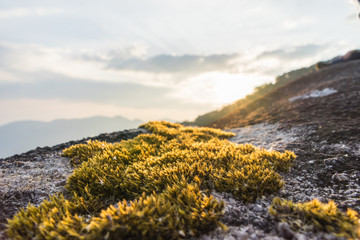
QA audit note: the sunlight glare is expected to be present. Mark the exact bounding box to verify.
[172,72,272,105]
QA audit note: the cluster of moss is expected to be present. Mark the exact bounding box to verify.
[269,198,360,239]
[8,183,223,240]
[7,121,296,239]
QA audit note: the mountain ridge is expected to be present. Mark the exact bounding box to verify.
[0,115,143,159]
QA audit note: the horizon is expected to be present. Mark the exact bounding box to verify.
[0,114,146,127]
[0,0,360,126]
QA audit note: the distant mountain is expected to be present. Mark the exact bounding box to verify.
[0,116,143,158]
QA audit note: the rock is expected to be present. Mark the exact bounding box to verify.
[277,222,295,240]
[232,230,249,240]
[294,233,307,240]
[223,235,236,240]
[263,236,284,240]
[253,204,263,212]
[331,173,349,183]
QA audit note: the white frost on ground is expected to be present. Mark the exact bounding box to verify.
[329,142,360,157]
[289,88,338,102]
[228,123,305,151]
[0,152,73,203]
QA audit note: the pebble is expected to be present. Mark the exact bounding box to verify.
[331,173,350,182]
[223,235,236,240]
[252,204,263,212]
[277,222,295,239]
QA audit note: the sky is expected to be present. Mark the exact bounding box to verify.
[0,0,359,126]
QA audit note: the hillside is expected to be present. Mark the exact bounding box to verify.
[191,50,360,128]
[210,60,360,138]
[188,65,317,127]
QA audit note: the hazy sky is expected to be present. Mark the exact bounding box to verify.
[0,0,359,125]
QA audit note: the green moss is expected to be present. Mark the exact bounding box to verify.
[6,194,88,240]
[269,198,360,239]
[7,182,224,240]
[85,181,225,240]
[140,121,236,141]
[7,121,296,239]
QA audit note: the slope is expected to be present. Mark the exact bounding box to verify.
[209,60,360,144]
[189,64,317,127]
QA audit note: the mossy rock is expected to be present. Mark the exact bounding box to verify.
[269,198,360,239]
[7,121,296,239]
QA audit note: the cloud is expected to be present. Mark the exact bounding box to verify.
[83,49,240,75]
[349,0,360,7]
[0,71,205,109]
[256,44,325,61]
[0,41,351,112]
[0,8,63,18]
[0,43,12,66]
[81,44,148,62]
[239,44,334,76]
[347,13,358,22]
[0,43,166,87]
[111,54,239,74]
[281,17,315,30]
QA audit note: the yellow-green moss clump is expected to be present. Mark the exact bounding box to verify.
[7,121,296,239]
[269,198,360,239]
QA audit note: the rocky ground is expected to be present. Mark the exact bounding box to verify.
[1,121,358,239]
[0,128,147,239]
[194,60,360,239]
[0,61,359,239]
[195,122,359,240]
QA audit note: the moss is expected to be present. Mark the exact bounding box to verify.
[269,197,360,239]
[6,194,88,240]
[140,121,236,141]
[7,183,224,240]
[85,182,225,240]
[7,121,296,239]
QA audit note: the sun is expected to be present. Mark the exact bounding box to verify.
[177,72,273,105]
